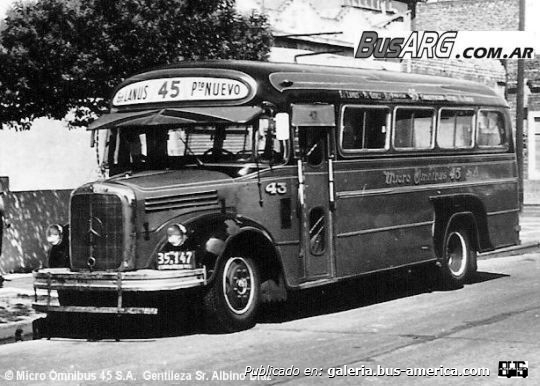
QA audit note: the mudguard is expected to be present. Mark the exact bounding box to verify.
[431,194,492,257]
[153,213,281,283]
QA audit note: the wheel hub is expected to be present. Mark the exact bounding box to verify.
[223,257,255,314]
[235,277,248,295]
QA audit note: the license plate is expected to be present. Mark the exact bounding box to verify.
[157,251,195,270]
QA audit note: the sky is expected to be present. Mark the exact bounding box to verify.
[0,0,17,19]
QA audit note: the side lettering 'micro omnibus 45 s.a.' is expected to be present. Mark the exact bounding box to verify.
[34,61,520,332]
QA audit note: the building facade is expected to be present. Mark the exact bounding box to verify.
[236,0,415,69]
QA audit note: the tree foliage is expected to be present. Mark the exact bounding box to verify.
[0,0,273,128]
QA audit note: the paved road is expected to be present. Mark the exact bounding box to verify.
[1,253,539,385]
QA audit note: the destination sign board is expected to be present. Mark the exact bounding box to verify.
[112,77,251,106]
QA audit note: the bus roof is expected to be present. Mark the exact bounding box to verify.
[122,60,505,104]
[93,60,507,130]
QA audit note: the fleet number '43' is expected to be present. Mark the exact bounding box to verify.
[265,182,287,195]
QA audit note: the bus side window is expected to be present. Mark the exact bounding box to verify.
[437,109,474,149]
[341,106,388,152]
[394,108,434,150]
[478,110,506,147]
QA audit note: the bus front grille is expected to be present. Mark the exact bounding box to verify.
[70,193,124,270]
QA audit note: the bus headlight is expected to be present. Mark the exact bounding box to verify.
[167,224,187,247]
[46,224,63,246]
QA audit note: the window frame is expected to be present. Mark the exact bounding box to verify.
[392,106,436,151]
[476,109,508,150]
[339,104,391,156]
[436,107,476,150]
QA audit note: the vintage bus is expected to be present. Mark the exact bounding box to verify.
[34,60,520,332]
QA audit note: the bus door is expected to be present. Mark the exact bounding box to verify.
[292,104,336,280]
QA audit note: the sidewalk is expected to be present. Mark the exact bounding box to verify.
[484,204,540,258]
[518,205,540,244]
[0,273,45,343]
[1,206,539,343]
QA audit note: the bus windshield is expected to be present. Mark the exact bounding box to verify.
[103,122,288,175]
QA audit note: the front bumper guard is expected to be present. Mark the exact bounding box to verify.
[33,267,207,315]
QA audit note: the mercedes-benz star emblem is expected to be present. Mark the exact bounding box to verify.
[87,216,103,246]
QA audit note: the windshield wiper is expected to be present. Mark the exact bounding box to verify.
[178,137,205,167]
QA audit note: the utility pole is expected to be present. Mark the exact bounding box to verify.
[516,0,526,207]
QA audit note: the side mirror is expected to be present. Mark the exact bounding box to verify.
[275,113,290,141]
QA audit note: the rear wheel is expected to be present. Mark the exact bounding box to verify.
[203,255,260,332]
[440,227,475,288]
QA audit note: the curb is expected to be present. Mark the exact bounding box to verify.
[478,241,540,259]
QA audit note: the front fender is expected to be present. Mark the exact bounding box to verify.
[151,213,275,282]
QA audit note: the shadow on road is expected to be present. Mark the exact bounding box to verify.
[258,269,509,324]
[32,268,508,341]
[467,271,508,284]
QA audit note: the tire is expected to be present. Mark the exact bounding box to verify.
[440,227,474,289]
[203,255,260,332]
[467,246,478,281]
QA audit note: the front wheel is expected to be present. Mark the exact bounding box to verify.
[440,227,475,288]
[203,255,260,332]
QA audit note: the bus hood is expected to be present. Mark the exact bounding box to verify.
[107,169,233,192]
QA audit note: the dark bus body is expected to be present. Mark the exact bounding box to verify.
[34,61,519,332]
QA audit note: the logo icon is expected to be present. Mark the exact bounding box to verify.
[498,361,528,378]
[87,216,104,246]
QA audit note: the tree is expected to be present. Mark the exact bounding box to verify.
[0,0,273,128]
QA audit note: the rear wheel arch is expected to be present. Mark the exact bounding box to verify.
[431,194,491,257]
[444,213,478,250]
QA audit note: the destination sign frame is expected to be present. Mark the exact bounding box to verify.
[112,77,253,106]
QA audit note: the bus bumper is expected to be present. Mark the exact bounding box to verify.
[32,268,207,315]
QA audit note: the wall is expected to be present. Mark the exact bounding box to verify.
[507,57,540,179]
[0,118,100,272]
[412,0,518,89]
[0,189,71,273]
[417,0,518,30]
